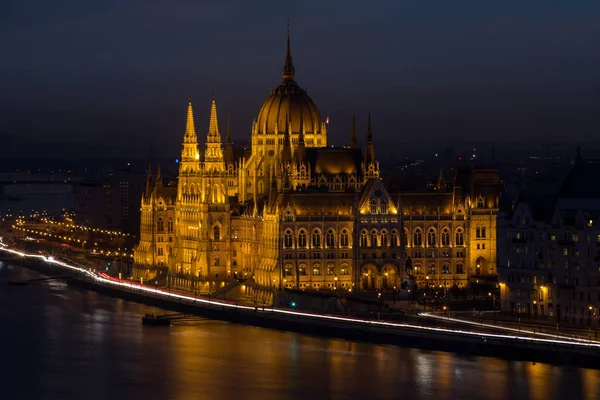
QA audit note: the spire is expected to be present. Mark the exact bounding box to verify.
[204,94,225,172]
[365,110,375,164]
[296,110,306,164]
[282,20,295,81]
[350,110,358,148]
[207,92,221,143]
[437,164,444,190]
[185,94,196,142]
[145,162,153,198]
[155,165,163,189]
[225,114,234,166]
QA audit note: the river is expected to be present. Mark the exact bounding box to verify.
[1,260,599,400]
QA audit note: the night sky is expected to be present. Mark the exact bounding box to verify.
[1,1,599,156]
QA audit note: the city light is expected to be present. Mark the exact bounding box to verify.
[2,242,599,350]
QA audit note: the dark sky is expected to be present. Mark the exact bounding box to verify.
[1,0,600,157]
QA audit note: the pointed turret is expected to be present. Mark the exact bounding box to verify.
[365,110,375,164]
[350,110,358,148]
[145,162,153,198]
[282,117,292,166]
[179,96,201,173]
[295,111,306,164]
[184,94,196,142]
[282,21,295,81]
[155,165,163,189]
[204,93,225,172]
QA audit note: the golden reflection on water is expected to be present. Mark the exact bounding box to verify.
[139,319,600,400]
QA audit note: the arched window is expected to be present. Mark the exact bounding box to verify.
[380,202,388,214]
[340,230,349,247]
[299,264,307,275]
[340,264,349,275]
[481,226,487,238]
[284,230,293,248]
[370,200,378,214]
[167,218,174,233]
[326,230,335,247]
[327,264,335,275]
[477,196,484,208]
[213,225,220,240]
[442,263,450,274]
[371,230,378,248]
[157,247,164,256]
[476,227,481,238]
[312,265,321,275]
[213,256,220,266]
[298,230,307,248]
[157,218,164,232]
[428,263,436,275]
[284,264,293,276]
[455,230,464,246]
[391,230,399,247]
[456,263,464,274]
[414,230,422,246]
[312,230,321,248]
[360,230,368,247]
[380,231,388,247]
[427,229,436,246]
[441,229,450,246]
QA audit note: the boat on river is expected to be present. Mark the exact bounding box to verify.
[142,313,171,326]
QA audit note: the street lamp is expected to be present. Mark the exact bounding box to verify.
[489,292,496,324]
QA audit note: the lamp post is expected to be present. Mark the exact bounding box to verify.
[489,292,496,324]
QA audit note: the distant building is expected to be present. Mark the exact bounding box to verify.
[134,30,504,290]
[498,150,600,326]
[74,173,145,233]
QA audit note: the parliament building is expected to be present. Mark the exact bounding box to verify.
[134,31,504,291]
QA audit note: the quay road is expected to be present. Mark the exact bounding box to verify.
[3,241,600,369]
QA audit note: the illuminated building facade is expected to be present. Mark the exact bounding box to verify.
[134,31,504,290]
[498,152,600,326]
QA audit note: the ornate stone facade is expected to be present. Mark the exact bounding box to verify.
[134,31,504,291]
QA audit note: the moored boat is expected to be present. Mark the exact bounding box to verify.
[142,313,170,326]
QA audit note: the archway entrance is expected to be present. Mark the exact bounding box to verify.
[475,257,486,275]
[361,265,377,290]
[381,265,397,290]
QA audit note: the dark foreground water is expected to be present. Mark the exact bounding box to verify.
[1,261,599,400]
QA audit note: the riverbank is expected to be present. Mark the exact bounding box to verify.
[2,244,600,369]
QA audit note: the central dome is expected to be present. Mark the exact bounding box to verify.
[255,30,324,136]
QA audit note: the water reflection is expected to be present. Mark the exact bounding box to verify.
[2,263,600,400]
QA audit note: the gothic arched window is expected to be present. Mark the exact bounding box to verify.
[326,229,335,247]
[371,230,378,247]
[284,230,293,248]
[391,230,399,247]
[167,218,174,233]
[360,230,368,247]
[213,225,220,240]
[456,229,464,246]
[340,230,349,247]
[298,230,307,248]
[312,230,321,248]
[380,231,388,247]
[441,229,450,246]
[157,218,164,232]
[427,229,436,246]
[413,230,422,246]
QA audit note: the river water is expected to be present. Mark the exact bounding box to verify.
[1,261,599,400]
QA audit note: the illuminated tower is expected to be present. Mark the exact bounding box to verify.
[204,94,225,173]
